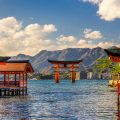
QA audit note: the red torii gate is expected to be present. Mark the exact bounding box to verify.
[48,59,82,83]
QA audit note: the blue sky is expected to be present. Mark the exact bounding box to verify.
[0,0,120,55]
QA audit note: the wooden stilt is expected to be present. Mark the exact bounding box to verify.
[15,74,17,86]
[0,89,1,96]
[8,89,10,96]
[11,89,14,96]
[16,89,18,95]
[4,89,6,96]
[18,88,20,96]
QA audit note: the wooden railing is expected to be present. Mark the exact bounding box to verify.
[0,80,27,87]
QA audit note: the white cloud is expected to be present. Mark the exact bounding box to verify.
[78,39,88,44]
[0,17,57,56]
[82,0,120,21]
[77,39,96,48]
[97,0,120,21]
[0,17,22,36]
[84,28,103,39]
[82,0,101,4]
[43,24,57,33]
[55,35,77,50]
[57,35,76,43]
[97,41,115,48]
[77,39,116,49]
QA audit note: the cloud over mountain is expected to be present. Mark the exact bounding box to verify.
[0,17,118,56]
[84,28,102,40]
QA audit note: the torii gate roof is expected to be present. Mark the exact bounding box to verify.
[48,59,82,64]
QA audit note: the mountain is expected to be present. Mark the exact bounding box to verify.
[8,54,32,61]
[0,56,11,61]
[8,47,108,73]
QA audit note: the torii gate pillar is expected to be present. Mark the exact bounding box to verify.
[54,64,60,83]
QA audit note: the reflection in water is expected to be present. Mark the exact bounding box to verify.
[0,80,119,120]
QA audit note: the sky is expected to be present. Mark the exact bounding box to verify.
[0,0,120,56]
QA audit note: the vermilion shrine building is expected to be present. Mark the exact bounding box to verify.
[105,49,120,62]
[0,60,34,96]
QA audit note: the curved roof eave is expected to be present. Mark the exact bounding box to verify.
[48,59,82,64]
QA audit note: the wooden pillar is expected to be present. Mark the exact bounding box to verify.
[19,73,21,95]
[15,73,17,86]
[4,72,6,86]
[71,71,76,83]
[0,89,1,96]
[25,72,28,95]
[55,71,60,83]
[8,72,10,86]
[4,89,7,96]
[11,89,14,96]
[118,83,120,95]
[71,64,76,83]
[54,64,60,83]
[22,73,24,87]
[19,73,20,87]
[22,73,25,95]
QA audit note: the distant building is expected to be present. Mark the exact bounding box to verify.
[87,72,93,79]
[75,72,80,80]
[98,74,102,79]
[80,69,106,80]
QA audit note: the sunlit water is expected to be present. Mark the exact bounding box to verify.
[0,80,119,120]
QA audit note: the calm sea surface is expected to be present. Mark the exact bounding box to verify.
[0,80,119,120]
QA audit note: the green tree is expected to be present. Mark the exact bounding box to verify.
[95,57,113,75]
[95,57,120,85]
[111,63,120,80]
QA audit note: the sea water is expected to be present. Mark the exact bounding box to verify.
[0,80,118,120]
